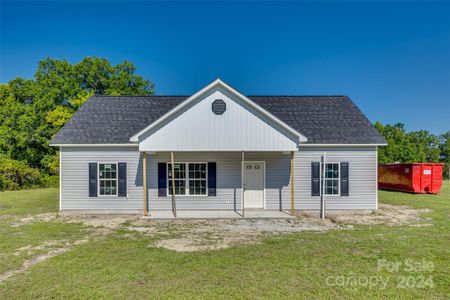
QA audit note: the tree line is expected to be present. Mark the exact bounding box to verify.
[0,57,154,190]
[375,122,449,178]
[0,57,448,190]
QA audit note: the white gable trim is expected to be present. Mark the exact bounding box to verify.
[301,143,387,147]
[130,79,308,143]
[50,143,138,147]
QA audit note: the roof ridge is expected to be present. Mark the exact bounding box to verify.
[92,95,189,97]
[92,95,348,98]
[248,95,348,97]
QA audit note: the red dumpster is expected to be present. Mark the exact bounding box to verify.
[378,163,444,194]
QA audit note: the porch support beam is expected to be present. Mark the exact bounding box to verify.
[170,152,177,217]
[143,152,148,216]
[291,151,295,216]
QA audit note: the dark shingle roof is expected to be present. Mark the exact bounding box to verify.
[51,95,386,145]
[250,96,386,144]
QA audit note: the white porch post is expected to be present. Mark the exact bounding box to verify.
[170,152,177,217]
[143,151,148,216]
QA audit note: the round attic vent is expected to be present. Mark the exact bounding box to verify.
[212,99,226,115]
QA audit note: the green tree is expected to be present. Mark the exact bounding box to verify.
[375,121,443,165]
[0,155,41,191]
[439,131,450,179]
[0,57,154,184]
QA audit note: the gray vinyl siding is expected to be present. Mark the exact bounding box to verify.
[147,152,292,210]
[147,152,242,210]
[60,147,142,210]
[60,147,377,211]
[236,148,377,211]
[294,147,378,210]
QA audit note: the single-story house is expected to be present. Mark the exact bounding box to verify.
[51,79,386,216]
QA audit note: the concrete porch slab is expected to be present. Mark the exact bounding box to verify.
[142,210,295,220]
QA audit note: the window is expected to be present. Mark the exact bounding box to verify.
[189,163,207,195]
[168,163,186,195]
[99,163,117,196]
[168,163,207,195]
[324,163,339,195]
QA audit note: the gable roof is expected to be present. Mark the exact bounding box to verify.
[51,94,386,146]
[130,79,308,143]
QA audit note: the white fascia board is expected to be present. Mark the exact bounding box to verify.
[51,143,138,147]
[130,79,308,143]
[137,149,298,152]
[300,143,387,147]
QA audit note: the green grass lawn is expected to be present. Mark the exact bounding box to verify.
[0,188,59,216]
[0,189,87,274]
[0,184,449,299]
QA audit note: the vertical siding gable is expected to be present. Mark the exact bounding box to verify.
[138,87,299,151]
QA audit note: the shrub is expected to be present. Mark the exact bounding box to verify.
[40,174,59,188]
[0,156,42,191]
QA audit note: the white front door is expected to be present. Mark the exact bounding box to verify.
[243,162,265,208]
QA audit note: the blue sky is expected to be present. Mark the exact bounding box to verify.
[1,1,449,134]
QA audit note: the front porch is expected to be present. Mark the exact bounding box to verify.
[140,151,296,218]
[142,210,295,220]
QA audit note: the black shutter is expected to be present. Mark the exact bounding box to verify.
[208,162,216,196]
[311,162,320,196]
[89,163,97,197]
[158,163,167,197]
[340,162,349,196]
[118,162,127,197]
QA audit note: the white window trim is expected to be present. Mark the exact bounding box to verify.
[166,162,208,197]
[322,162,341,197]
[98,162,118,197]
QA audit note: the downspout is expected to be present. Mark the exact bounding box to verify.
[291,151,295,216]
[59,149,62,211]
[241,151,245,218]
[375,146,378,210]
[321,152,326,219]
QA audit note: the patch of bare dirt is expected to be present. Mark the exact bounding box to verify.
[143,218,343,252]
[16,213,139,230]
[142,204,431,252]
[327,204,431,226]
[13,240,62,256]
[60,214,140,229]
[15,213,57,225]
